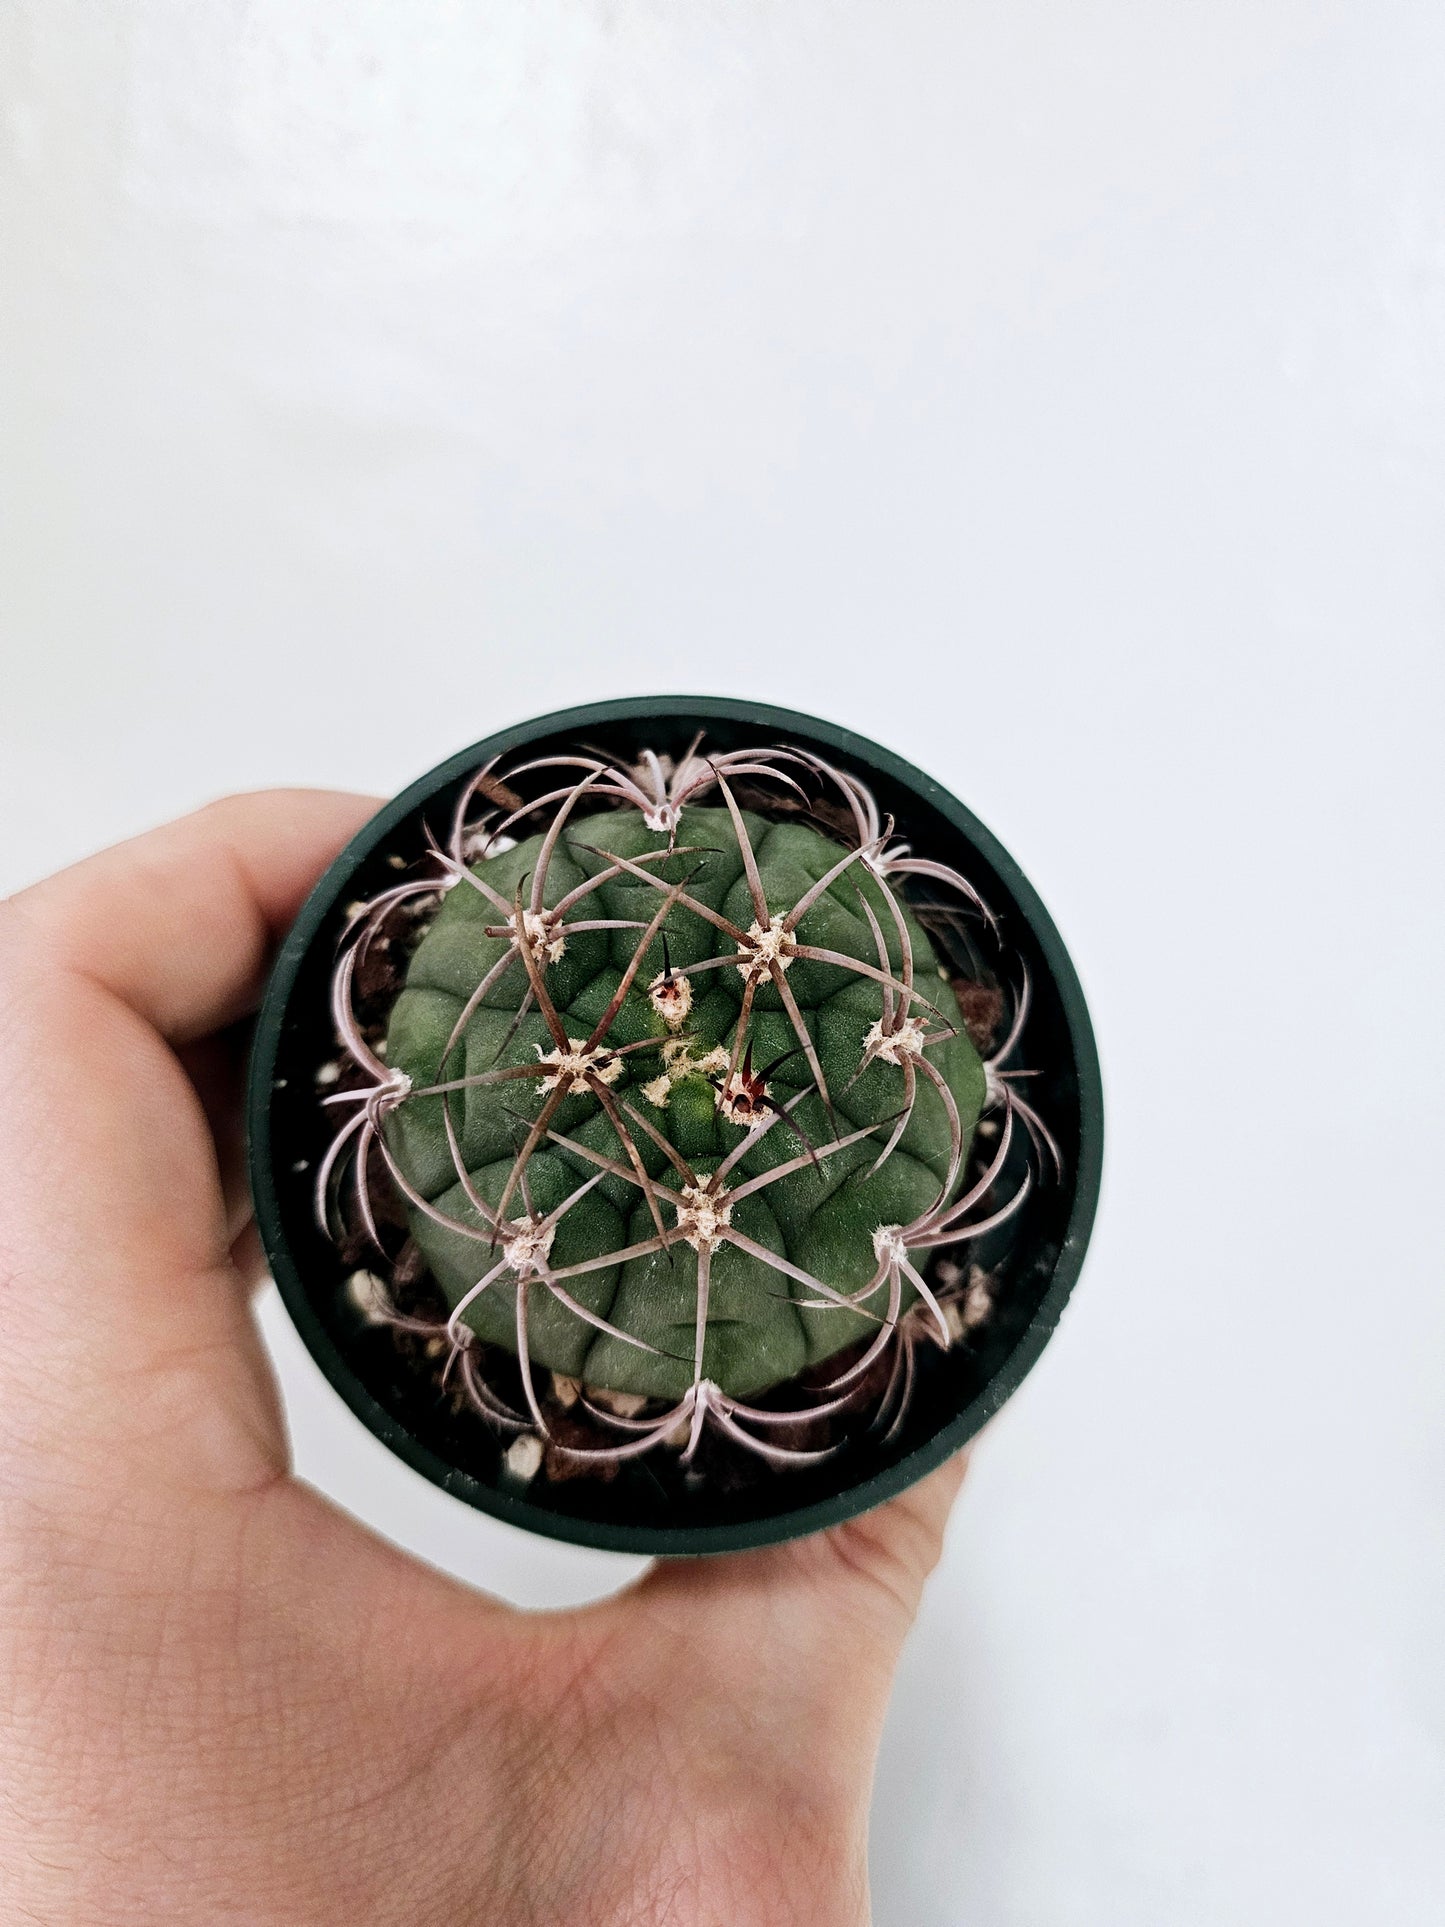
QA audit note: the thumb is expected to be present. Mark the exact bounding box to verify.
[805,1451,970,1636]
[664,1452,965,1624]
[616,1453,969,1747]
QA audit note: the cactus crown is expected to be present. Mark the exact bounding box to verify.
[318,740,1054,1475]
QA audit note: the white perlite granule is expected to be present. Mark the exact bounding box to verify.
[503,1433,544,1483]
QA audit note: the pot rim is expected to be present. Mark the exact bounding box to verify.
[246,695,1104,1556]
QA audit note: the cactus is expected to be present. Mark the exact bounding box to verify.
[318,744,1048,1471]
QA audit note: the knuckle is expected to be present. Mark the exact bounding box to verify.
[192,789,260,830]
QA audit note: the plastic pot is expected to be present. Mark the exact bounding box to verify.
[246,697,1103,1555]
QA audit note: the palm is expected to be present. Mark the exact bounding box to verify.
[0,793,962,1926]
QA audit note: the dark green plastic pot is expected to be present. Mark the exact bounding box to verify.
[247,697,1103,1556]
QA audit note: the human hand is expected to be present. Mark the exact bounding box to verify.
[0,793,966,1926]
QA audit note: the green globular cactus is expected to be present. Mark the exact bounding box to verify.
[320,746,1041,1469]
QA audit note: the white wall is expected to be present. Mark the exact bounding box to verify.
[3,5,1442,1920]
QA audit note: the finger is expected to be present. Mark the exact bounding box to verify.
[230,1217,270,1295]
[813,1449,969,1632]
[0,788,377,1286]
[592,1451,969,1801]
[6,789,379,1043]
[0,791,377,1487]
[633,1449,967,1645]
[177,1021,256,1239]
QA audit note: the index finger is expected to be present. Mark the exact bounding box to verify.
[3,789,380,1042]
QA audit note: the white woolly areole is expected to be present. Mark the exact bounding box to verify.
[737,914,794,977]
[648,969,692,1029]
[645,1040,732,1111]
[674,1183,733,1251]
[535,1038,622,1094]
[464,830,516,862]
[648,1040,731,1113]
[717,1074,768,1126]
[864,1013,929,1064]
[872,1224,908,1265]
[502,1218,556,1278]
[367,1068,412,1108]
[513,907,566,964]
[663,1038,727,1076]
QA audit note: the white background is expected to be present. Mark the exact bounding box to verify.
[3,4,1443,1920]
